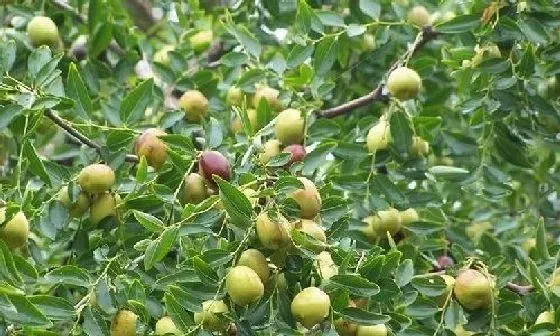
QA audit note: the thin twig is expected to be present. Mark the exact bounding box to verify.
[317,26,439,119]
[44,109,139,163]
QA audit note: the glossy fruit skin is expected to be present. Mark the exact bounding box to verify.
[275,108,305,145]
[356,324,388,336]
[0,211,29,249]
[407,6,432,27]
[57,186,90,217]
[259,139,281,165]
[291,287,330,329]
[179,90,209,122]
[387,67,421,100]
[193,300,230,331]
[453,269,492,310]
[377,208,402,236]
[199,151,231,184]
[90,193,118,225]
[153,45,175,65]
[411,136,429,156]
[256,212,290,249]
[182,173,209,204]
[226,86,244,106]
[27,16,58,47]
[283,144,306,165]
[154,316,181,335]
[536,311,555,324]
[78,164,116,194]
[292,177,321,219]
[237,249,270,283]
[366,118,390,153]
[110,310,137,336]
[334,319,358,336]
[399,208,419,225]
[135,128,167,170]
[253,86,281,110]
[436,256,455,270]
[437,274,455,306]
[190,30,213,53]
[225,266,264,306]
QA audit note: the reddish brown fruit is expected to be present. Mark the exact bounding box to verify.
[134,128,167,170]
[199,151,231,184]
[436,256,455,270]
[283,144,306,165]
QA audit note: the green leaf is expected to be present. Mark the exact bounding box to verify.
[410,276,447,296]
[66,63,92,119]
[0,294,51,326]
[164,293,194,332]
[120,79,153,124]
[82,306,109,336]
[0,40,16,73]
[535,218,550,260]
[215,177,253,229]
[132,210,165,233]
[0,105,24,131]
[206,117,223,149]
[314,36,338,76]
[23,140,51,186]
[395,259,414,287]
[42,266,91,288]
[192,256,219,284]
[435,15,480,33]
[327,274,380,296]
[28,296,74,321]
[28,47,52,79]
[227,24,262,59]
[390,111,413,155]
[336,307,390,325]
[518,16,548,44]
[89,23,113,58]
[493,123,531,168]
[144,226,179,270]
[287,44,314,69]
[359,0,380,20]
[428,166,470,181]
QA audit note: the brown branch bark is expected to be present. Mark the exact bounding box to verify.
[505,282,533,295]
[317,26,439,119]
[44,109,139,163]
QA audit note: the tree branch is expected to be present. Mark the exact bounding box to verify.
[505,282,533,295]
[44,109,139,163]
[317,26,439,119]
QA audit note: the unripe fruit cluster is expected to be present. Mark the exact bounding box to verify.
[259,139,306,166]
[362,208,418,241]
[181,150,231,205]
[72,164,119,225]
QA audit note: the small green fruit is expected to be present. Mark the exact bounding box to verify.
[182,173,209,204]
[153,45,175,65]
[78,164,116,194]
[135,128,167,170]
[232,109,258,134]
[362,33,376,51]
[256,212,290,249]
[356,324,388,336]
[253,86,281,110]
[90,193,118,225]
[226,86,244,106]
[0,211,29,249]
[362,216,380,242]
[377,208,402,236]
[225,266,264,306]
[386,67,422,101]
[110,310,137,336]
[154,316,181,335]
[259,139,281,165]
[399,208,419,225]
[179,90,208,122]
[193,300,230,331]
[407,6,432,27]
[275,108,305,145]
[366,118,390,153]
[470,43,501,67]
[411,136,429,156]
[190,30,213,53]
[27,16,59,47]
[57,186,90,217]
[536,311,555,325]
[291,177,321,219]
[237,249,270,283]
[291,287,330,329]
[453,269,492,310]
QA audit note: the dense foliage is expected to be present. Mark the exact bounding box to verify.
[1,0,560,335]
